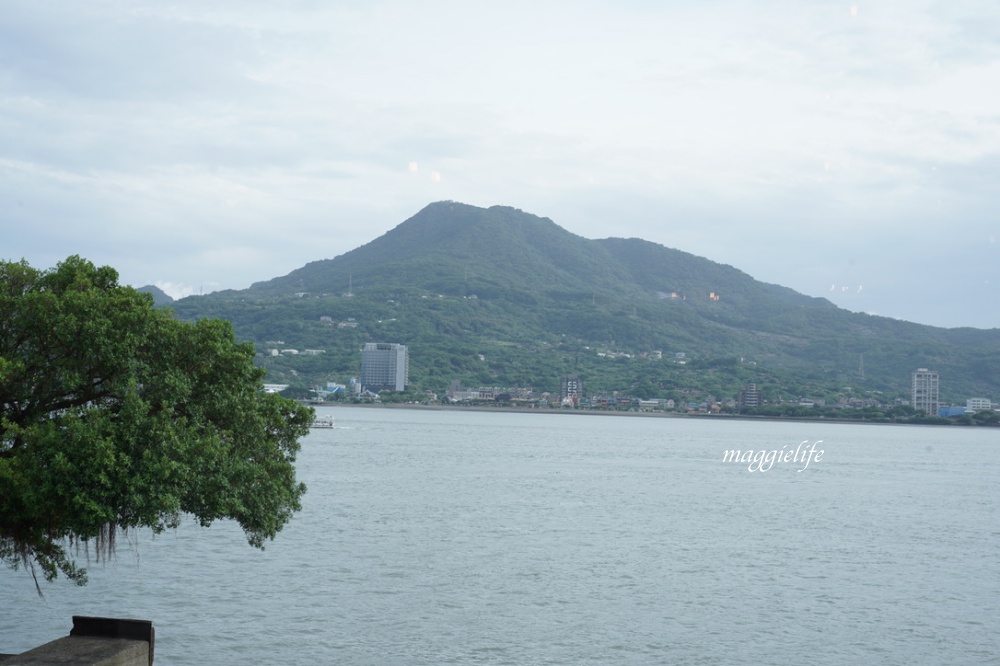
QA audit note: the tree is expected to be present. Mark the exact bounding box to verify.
[0,257,313,587]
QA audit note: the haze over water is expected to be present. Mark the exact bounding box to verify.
[3,407,997,664]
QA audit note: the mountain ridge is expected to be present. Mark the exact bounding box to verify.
[249,202,638,297]
[171,201,1000,402]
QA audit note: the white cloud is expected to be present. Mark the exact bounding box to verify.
[154,281,200,300]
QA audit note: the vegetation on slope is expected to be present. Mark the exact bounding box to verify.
[169,202,1000,405]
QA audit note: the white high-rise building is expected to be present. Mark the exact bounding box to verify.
[361,343,409,391]
[911,368,940,416]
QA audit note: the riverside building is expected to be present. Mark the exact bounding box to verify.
[361,343,409,392]
[911,368,940,416]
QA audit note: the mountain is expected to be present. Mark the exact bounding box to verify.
[249,202,636,298]
[170,202,1000,403]
[137,284,174,306]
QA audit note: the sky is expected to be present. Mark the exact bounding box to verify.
[2,1,998,329]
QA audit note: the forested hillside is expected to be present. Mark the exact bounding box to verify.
[168,202,1000,404]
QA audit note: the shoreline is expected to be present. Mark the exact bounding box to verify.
[308,401,964,427]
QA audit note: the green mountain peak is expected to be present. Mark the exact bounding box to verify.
[174,202,1000,403]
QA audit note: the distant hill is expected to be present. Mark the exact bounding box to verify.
[170,202,1000,403]
[248,202,636,297]
[137,284,174,306]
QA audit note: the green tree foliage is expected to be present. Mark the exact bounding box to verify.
[0,257,312,586]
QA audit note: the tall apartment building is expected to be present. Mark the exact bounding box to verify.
[561,374,582,404]
[911,368,940,416]
[361,343,409,392]
[738,382,761,409]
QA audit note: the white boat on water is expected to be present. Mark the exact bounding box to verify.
[311,414,335,429]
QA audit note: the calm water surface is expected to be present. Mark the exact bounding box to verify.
[2,407,998,664]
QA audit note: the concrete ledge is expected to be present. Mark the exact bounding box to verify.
[2,618,153,666]
[1,636,148,666]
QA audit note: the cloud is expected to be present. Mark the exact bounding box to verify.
[2,0,999,328]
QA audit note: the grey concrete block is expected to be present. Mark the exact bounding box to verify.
[2,636,149,666]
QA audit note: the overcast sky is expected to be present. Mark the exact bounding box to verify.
[3,1,998,328]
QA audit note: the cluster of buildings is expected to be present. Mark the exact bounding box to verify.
[446,383,535,402]
[731,369,993,417]
[305,342,410,400]
[445,375,607,409]
[341,348,601,408]
[911,368,993,417]
[306,342,996,417]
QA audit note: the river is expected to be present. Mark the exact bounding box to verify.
[2,407,997,664]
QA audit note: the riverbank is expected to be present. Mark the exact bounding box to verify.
[307,401,973,426]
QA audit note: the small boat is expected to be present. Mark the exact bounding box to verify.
[311,415,335,429]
